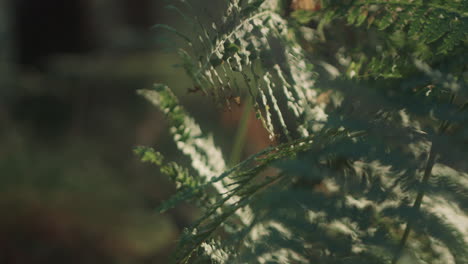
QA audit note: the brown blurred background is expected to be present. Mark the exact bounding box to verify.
[0,1,273,263]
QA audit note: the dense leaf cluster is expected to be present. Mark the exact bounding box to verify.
[138,0,467,263]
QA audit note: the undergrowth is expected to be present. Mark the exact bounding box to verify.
[136,0,467,263]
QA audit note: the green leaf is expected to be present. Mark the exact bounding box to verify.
[437,21,465,53]
[134,146,164,165]
[423,17,450,43]
[355,8,368,27]
[224,43,241,56]
[291,10,316,25]
[241,0,265,16]
[408,9,426,36]
[377,12,393,30]
[347,6,361,25]
[210,57,223,67]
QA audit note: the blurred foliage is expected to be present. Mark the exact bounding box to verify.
[0,131,179,263]
[0,1,207,263]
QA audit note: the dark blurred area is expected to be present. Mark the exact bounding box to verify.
[0,1,194,263]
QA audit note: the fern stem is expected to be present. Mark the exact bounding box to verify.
[391,141,437,264]
[229,97,254,167]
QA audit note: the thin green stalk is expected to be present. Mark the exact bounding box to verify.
[228,97,254,167]
[392,142,437,264]
[392,117,451,263]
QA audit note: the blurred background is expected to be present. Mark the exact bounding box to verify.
[0,0,271,263]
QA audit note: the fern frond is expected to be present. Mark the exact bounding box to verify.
[134,146,203,212]
[140,1,468,263]
[138,84,226,178]
[168,129,375,262]
[323,0,468,53]
[162,0,326,139]
[314,0,467,80]
[415,205,468,263]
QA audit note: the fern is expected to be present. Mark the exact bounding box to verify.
[137,0,467,263]
[315,0,468,79]
[325,0,468,52]
[160,0,328,139]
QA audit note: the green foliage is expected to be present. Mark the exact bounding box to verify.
[317,0,468,78]
[322,0,467,51]
[138,0,467,263]
[291,9,316,24]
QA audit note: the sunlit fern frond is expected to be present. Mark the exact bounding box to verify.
[137,85,233,214]
[158,0,327,139]
[136,1,468,263]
